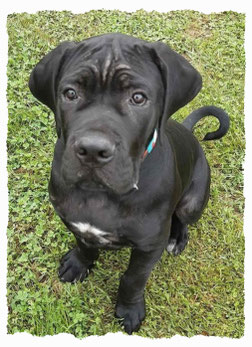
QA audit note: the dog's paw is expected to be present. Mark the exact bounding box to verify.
[58,247,93,283]
[166,234,188,256]
[115,298,145,335]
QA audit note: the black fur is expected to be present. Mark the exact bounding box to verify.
[29,33,229,334]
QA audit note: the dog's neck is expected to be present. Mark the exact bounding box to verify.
[142,128,158,160]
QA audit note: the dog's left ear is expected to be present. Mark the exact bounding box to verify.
[149,41,202,141]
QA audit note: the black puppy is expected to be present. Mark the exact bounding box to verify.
[29,33,229,334]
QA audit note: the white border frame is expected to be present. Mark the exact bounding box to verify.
[1,1,251,346]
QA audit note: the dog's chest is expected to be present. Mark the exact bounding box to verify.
[70,221,122,248]
[52,192,131,249]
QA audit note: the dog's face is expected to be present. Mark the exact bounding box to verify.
[29,34,202,194]
[57,39,164,194]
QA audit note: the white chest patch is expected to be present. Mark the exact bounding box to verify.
[71,222,111,245]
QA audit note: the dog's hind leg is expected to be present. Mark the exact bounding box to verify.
[166,214,189,255]
[167,146,210,256]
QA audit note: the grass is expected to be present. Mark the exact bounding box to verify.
[7,10,245,338]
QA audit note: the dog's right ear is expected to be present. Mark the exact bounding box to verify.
[29,41,77,137]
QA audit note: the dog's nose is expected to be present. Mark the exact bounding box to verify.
[74,133,115,165]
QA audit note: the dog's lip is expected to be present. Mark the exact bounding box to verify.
[77,178,139,195]
[77,181,108,191]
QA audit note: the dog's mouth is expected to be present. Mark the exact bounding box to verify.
[77,180,108,192]
[61,150,140,195]
[75,166,139,195]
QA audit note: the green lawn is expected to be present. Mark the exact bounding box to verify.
[7,10,245,338]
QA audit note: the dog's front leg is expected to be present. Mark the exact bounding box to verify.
[115,247,164,334]
[58,238,99,283]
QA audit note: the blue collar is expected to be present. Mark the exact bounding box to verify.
[142,128,158,159]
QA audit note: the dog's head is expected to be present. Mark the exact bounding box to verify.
[29,33,202,194]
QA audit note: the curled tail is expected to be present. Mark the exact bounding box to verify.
[182,106,230,140]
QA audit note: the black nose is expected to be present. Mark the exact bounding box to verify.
[74,133,115,165]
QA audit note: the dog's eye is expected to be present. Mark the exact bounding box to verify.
[64,88,78,101]
[131,93,147,105]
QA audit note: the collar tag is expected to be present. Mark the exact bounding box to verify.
[142,128,158,159]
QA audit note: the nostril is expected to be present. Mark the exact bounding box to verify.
[78,147,87,156]
[99,150,106,158]
[98,149,113,159]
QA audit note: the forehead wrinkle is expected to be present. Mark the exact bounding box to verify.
[89,64,100,81]
[108,64,131,80]
[101,53,131,86]
[102,53,112,84]
[60,63,99,85]
[101,38,131,85]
